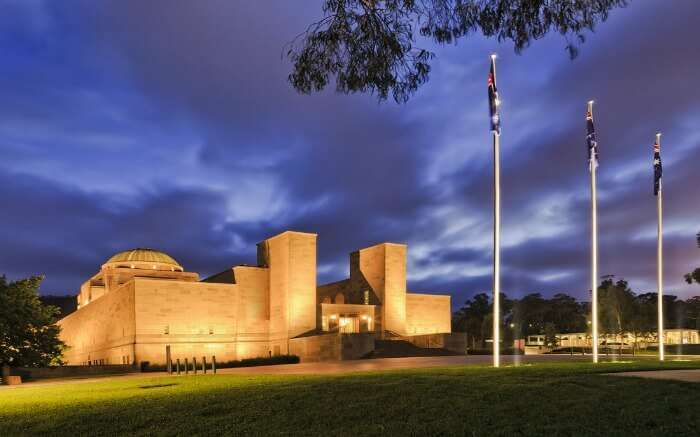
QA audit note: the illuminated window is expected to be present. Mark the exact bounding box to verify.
[364,290,369,305]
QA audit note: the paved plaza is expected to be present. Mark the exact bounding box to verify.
[610,368,700,383]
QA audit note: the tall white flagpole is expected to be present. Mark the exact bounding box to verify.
[489,54,501,368]
[656,133,664,361]
[493,129,501,368]
[588,100,599,364]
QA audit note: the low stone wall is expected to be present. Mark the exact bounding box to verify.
[289,333,375,362]
[524,346,552,355]
[403,333,467,354]
[10,364,137,381]
[340,333,375,360]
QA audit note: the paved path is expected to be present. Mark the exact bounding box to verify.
[6,354,697,389]
[0,354,584,390]
[216,354,585,375]
[609,369,700,383]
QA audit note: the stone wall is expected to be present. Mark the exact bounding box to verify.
[261,231,317,354]
[58,280,136,365]
[133,278,244,364]
[404,333,466,353]
[405,293,451,335]
[11,365,136,381]
[289,333,375,362]
[351,243,407,335]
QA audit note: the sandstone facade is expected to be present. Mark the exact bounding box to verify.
[58,231,451,365]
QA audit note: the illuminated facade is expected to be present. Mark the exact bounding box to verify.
[58,231,451,365]
[520,329,700,354]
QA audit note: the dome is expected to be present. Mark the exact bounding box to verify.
[103,248,183,271]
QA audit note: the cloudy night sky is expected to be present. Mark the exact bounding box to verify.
[2,1,699,307]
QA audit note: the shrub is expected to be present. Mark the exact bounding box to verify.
[141,355,300,372]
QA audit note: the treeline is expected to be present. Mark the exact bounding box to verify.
[452,277,700,349]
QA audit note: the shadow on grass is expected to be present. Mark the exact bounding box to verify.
[137,383,179,390]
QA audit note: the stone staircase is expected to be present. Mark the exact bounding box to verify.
[364,339,460,359]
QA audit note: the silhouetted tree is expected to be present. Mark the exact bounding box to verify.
[543,322,558,347]
[453,286,700,351]
[599,277,635,347]
[288,0,628,102]
[510,293,548,335]
[685,296,700,330]
[452,293,490,348]
[453,292,511,349]
[38,295,77,318]
[684,230,700,285]
[549,293,586,333]
[0,275,65,368]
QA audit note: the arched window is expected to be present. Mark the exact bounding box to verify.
[334,292,344,304]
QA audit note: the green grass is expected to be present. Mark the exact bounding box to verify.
[2,359,700,436]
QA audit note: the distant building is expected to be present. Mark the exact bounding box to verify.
[520,329,700,354]
[58,231,453,365]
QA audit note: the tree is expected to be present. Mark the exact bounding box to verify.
[510,293,548,335]
[543,322,558,348]
[452,292,510,349]
[0,275,65,367]
[684,230,700,284]
[38,295,77,318]
[452,293,491,348]
[630,293,657,351]
[288,0,628,102]
[549,293,586,333]
[598,277,635,351]
[685,296,700,330]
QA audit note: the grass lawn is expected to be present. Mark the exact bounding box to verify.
[1,359,700,436]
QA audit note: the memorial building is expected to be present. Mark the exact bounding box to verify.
[58,231,452,364]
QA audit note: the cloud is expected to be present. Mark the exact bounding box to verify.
[1,0,699,307]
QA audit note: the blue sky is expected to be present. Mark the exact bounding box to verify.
[2,0,699,307]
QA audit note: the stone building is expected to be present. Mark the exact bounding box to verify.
[58,231,452,365]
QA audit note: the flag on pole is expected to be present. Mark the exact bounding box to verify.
[586,104,598,171]
[488,56,501,133]
[653,137,663,195]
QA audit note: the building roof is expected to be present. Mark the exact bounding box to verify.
[103,248,182,269]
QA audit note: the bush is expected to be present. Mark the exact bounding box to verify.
[219,355,300,368]
[547,347,589,354]
[141,355,300,372]
[466,347,523,355]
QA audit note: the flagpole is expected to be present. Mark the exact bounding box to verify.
[489,53,501,369]
[589,100,599,364]
[656,132,664,361]
[493,129,501,368]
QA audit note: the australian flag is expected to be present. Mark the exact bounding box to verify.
[653,138,662,196]
[488,57,500,133]
[586,105,598,171]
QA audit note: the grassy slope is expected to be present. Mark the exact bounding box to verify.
[1,360,700,436]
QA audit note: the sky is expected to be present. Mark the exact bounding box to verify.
[1,0,699,307]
